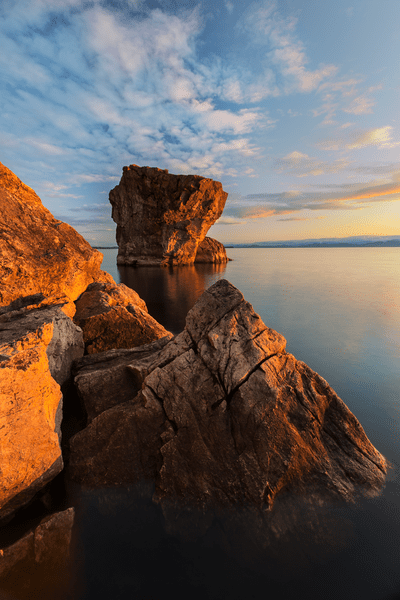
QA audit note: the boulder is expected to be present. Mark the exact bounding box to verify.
[0,161,113,314]
[74,281,173,353]
[0,298,84,522]
[69,280,386,509]
[195,236,229,263]
[109,164,228,266]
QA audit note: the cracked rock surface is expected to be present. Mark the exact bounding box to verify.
[109,164,228,266]
[69,279,387,508]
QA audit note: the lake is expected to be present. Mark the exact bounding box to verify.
[3,248,400,599]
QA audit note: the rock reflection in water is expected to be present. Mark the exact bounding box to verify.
[118,262,227,333]
[65,482,362,600]
[0,508,75,600]
[160,492,355,574]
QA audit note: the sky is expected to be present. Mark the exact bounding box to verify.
[1,0,399,245]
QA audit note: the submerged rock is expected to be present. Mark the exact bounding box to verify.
[0,161,113,314]
[109,164,228,266]
[195,236,229,264]
[69,280,386,508]
[0,298,84,522]
[74,281,172,354]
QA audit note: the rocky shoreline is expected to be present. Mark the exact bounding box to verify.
[0,162,387,583]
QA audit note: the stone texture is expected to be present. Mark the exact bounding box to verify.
[109,164,228,266]
[195,236,229,263]
[72,337,172,424]
[0,508,75,579]
[69,280,386,509]
[74,281,173,353]
[0,161,113,312]
[0,299,84,521]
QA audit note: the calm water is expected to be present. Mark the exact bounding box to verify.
[3,248,400,600]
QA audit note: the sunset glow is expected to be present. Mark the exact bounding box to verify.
[0,0,399,244]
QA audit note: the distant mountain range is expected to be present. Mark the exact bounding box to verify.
[225,235,400,248]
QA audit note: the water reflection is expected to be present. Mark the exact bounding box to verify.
[118,262,227,334]
[48,482,400,600]
[0,508,75,600]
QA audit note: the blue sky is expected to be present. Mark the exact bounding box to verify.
[1,0,399,245]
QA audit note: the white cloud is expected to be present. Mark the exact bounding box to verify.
[347,126,394,149]
[200,109,261,134]
[274,151,350,177]
[241,1,337,94]
[318,126,400,151]
[343,94,375,115]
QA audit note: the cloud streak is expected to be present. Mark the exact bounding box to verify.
[222,178,400,222]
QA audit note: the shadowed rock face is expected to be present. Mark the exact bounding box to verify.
[69,279,386,509]
[0,162,113,314]
[74,281,172,354]
[0,297,84,522]
[109,165,228,266]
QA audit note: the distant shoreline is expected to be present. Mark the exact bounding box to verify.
[225,241,400,248]
[93,238,400,250]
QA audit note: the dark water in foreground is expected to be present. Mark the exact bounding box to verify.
[2,248,400,599]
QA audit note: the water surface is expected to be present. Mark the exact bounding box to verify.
[3,247,399,600]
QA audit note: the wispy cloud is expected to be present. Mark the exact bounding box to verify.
[343,94,376,115]
[346,126,396,149]
[318,126,399,151]
[1,0,398,245]
[1,0,283,195]
[277,216,327,222]
[274,151,350,176]
[241,1,337,94]
[222,173,400,221]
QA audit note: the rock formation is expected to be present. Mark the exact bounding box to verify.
[74,281,172,354]
[109,165,228,266]
[0,296,84,522]
[195,236,229,263]
[69,280,386,508]
[0,161,113,316]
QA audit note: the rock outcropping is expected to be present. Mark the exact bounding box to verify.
[0,161,113,316]
[109,165,228,266]
[195,236,229,264]
[69,280,386,508]
[74,281,172,354]
[0,296,84,522]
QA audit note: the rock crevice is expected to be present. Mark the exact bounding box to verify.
[69,279,387,509]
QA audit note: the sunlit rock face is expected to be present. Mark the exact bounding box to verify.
[69,280,386,508]
[109,165,228,266]
[0,297,84,522]
[0,161,113,314]
[195,236,229,264]
[74,281,172,354]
